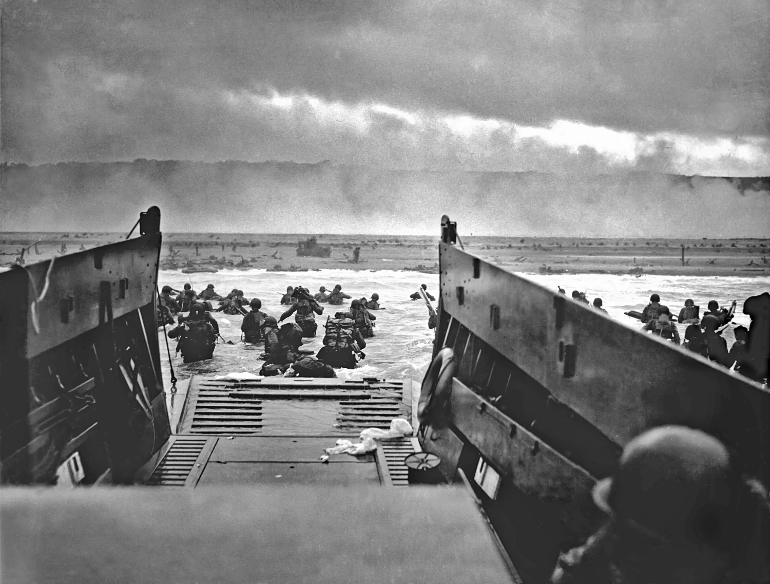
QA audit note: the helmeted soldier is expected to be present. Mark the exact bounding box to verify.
[552,425,769,584]
[261,316,280,355]
[279,286,323,337]
[241,298,267,344]
[349,298,375,338]
[365,292,381,310]
[167,304,217,363]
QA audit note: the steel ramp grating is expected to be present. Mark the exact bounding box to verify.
[180,377,409,436]
[378,437,422,487]
[189,391,263,435]
[336,398,405,430]
[146,437,208,486]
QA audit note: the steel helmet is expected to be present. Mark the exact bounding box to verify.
[250,298,262,309]
[593,426,736,549]
[161,285,172,293]
[685,324,702,341]
[189,304,206,317]
[262,316,278,328]
[371,293,379,300]
[702,314,720,331]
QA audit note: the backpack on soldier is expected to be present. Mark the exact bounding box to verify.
[260,363,289,376]
[278,323,303,350]
[653,319,675,341]
[292,356,337,378]
[241,311,264,343]
[351,308,374,338]
[181,320,216,362]
[323,317,356,350]
[679,305,699,323]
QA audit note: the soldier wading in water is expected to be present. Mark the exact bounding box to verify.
[279,286,323,337]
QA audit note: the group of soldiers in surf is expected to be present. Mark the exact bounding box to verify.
[560,287,768,383]
[157,282,382,377]
[251,284,381,376]
[636,292,768,383]
[560,287,609,313]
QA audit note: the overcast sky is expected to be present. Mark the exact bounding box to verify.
[3,0,769,176]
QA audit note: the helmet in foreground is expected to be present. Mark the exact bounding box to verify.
[593,426,735,549]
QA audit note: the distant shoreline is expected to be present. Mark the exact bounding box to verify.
[2,231,769,240]
[2,232,768,278]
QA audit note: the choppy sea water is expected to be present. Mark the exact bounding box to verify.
[157,269,768,389]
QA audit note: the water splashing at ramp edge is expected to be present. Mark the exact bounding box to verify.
[158,269,767,389]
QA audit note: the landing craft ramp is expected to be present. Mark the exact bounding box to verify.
[3,376,522,583]
[103,377,517,583]
[137,376,420,488]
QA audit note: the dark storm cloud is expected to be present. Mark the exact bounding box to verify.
[3,0,769,167]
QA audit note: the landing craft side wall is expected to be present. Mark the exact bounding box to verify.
[4,235,163,359]
[0,231,170,484]
[423,240,769,583]
[436,241,770,485]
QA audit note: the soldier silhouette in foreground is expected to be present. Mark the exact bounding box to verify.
[551,426,769,584]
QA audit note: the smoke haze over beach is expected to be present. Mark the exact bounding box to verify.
[3,161,769,237]
[2,1,769,235]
